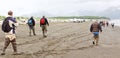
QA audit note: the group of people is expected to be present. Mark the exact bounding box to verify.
[27,16,49,37]
[90,20,116,45]
[99,21,109,27]
[1,10,114,55]
[1,11,49,55]
[99,21,115,28]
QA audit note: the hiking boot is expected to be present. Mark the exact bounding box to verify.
[1,52,5,55]
[93,41,95,45]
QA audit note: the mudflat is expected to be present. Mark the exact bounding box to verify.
[0,22,120,58]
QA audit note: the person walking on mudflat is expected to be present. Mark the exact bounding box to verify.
[40,16,49,37]
[111,23,115,29]
[106,21,109,27]
[1,11,19,55]
[27,16,36,36]
[90,21,102,45]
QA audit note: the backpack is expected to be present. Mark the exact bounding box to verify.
[2,17,12,33]
[40,18,45,25]
[28,19,33,25]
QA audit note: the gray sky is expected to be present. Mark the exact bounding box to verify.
[0,0,120,16]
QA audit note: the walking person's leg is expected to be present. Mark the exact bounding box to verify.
[93,32,99,45]
[41,25,44,37]
[96,35,99,45]
[93,36,95,45]
[42,25,45,37]
[32,26,36,36]
[29,27,32,36]
[44,25,47,37]
[92,32,96,45]
[43,27,45,37]
[11,39,17,54]
[1,38,10,55]
[96,38,99,45]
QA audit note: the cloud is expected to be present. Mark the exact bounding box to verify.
[0,0,120,17]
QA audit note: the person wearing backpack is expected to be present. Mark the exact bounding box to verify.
[90,21,102,46]
[1,11,19,55]
[27,16,36,36]
[40,16,49,37]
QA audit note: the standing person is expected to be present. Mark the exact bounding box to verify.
[106,21,109,27]
[111,23,114,29]
[27,16,36,36]
[1,11,18,55]
[102,21,105,27]
[90,21,102,45]
[40,16,49,37]
[99,21,103,26]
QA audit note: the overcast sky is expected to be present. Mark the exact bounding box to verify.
[0,0,120,16]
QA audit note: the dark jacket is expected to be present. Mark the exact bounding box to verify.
[28,17,35,26]
[90,22,102,32]
[40,18,49,26]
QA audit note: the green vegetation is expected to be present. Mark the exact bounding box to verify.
[48,16,109,19]
[0,15,109,21]
[0,16,40,21]
[0,16,5,20]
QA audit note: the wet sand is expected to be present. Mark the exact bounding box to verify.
[0,22,120,58]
